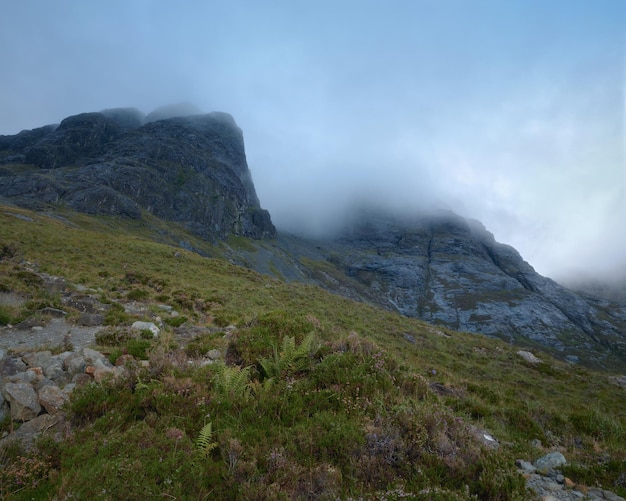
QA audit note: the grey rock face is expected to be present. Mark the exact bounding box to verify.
[0,109,275,240]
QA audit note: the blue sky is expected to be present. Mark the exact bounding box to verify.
[1,1,624,281]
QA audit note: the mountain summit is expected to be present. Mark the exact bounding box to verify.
[0,108,275,240]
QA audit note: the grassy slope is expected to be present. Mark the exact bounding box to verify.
[0,205,625,500]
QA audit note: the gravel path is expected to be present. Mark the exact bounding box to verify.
[0,317,101,354]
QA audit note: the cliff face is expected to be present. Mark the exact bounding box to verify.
[311,211,626,367]
[0,109,275,240]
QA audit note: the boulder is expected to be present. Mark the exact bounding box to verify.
[0,413,67,451]
[517,351,542,364]
[132,321,160,337]
[0,356,27,378]
[63,352,86,376]
[2,382,41,421]
[38,384,69,414]
[534,452,567,473]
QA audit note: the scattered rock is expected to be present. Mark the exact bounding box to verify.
[402,332,416,343]
[131,321,160,337]
[468,425,499,449]
[519,453,626,501]
[39,307,67,317]
[515,459,536,473]
[517,350,542,364]
[206,349,221,361]
[63,352,86,376]
[534,452,567,473]
[0,413,67,451]
[609,375,626,389]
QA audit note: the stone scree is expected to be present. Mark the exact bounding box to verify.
[0,346,127,449]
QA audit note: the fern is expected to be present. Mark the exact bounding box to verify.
[195,422,217,458]
[213,361,252,401]
[260,332,318,379]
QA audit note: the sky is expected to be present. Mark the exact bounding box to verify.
[1,0,625,282]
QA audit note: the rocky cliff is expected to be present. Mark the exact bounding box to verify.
[0,108,275,240]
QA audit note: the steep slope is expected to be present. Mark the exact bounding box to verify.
[231,210,626,369]
[0,108,275,240]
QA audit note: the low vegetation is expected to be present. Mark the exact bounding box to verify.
[0,206,625,500]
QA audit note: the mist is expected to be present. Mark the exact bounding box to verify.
[0,1,624,282]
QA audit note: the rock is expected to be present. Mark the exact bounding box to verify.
[402,333,416,344]
[39,274,67,294]
[114,354,136,367]
[0,412,67,451]
[206,349,221,361]
[0,356,27,377]
[38,384,68,414]
[131,321,160,337]
[39,307,67,317]
[82,347,112,367]
[0,398,8,422]
[534,452,567,473]
[609,375,626,389]
[63,352,86,376]
[77,313,105,326]
[90,365,127,384]
[517,350,542,364]
[515,459,536,473]
[2,382,42,421]
[22,351,65,381]
[72,373,93,387]
[468,425,499,449]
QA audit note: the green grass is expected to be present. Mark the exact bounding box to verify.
[0,205,625,499]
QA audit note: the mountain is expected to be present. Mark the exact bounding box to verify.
[1,108,626,499]
[228,210,626,370]
[0,108,275,240]
[1,108,625,370]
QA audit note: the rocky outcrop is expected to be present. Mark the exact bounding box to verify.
[518,453,626,501]
[0,108,275,240]
[0,347,126,449]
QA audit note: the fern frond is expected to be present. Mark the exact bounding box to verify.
[213,361,252,401]
[196,422,217,458]
[260,332,319,380]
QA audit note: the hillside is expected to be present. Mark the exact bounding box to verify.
[0,108,625,498]
[0,206,625,500]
